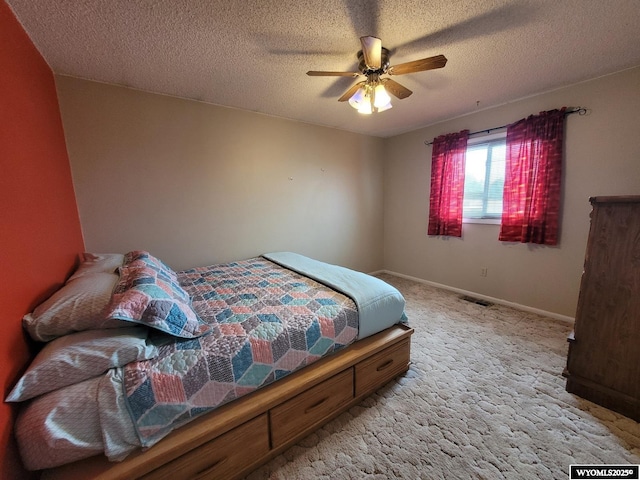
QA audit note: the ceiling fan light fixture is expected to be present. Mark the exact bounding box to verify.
[373,84,391,109]
[357,97,373,114]
[348,86,373,114]
[348,86,366,109]
[349,83,392,114]
[376,100,392,112]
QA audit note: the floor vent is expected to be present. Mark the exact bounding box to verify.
[460,295,493,307]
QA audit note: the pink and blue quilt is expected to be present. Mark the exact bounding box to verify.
[122,257,358,446]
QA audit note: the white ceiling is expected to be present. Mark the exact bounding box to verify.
[7,0,640,137]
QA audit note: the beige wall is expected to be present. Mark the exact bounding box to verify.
[57,67,640,318]
[383,66,640,318]
[55,76,385,272]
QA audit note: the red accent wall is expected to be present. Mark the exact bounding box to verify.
[0,2,84,478]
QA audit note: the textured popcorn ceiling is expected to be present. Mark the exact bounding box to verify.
[7,0,640,137]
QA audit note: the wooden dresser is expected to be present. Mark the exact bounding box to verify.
[564,196,640,421]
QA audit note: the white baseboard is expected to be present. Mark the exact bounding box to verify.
[376,270,575,325]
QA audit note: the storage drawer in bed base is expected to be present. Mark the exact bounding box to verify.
[43,324,413,480]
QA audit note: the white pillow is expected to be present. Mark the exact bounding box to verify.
[6,327,158,402]
[22,272,128,341]
[14,377,105,470]
[68,252,125,281]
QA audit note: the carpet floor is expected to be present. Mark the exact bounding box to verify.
[245,274,640,479]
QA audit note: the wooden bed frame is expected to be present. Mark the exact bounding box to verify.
[42,323,413,480]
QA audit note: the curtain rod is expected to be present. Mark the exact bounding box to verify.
[424,107,587,146]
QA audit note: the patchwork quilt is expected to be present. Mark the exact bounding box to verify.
[122,257,359,446]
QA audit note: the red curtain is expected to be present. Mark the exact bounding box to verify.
[499,108,566,245]
[428,130,469,237]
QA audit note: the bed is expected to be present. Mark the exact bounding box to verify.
[8,251,412,479]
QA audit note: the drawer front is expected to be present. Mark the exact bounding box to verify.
[141,414,269,480]
[355,339,410,396]
[270,368,353,448]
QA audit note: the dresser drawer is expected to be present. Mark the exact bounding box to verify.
[270,368,353,448]
[355,339,410,396]
[141,414,269,480]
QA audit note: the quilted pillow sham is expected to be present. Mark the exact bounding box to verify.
[103,251,210,338]
[6,327,158,402]
[122,250,178,281]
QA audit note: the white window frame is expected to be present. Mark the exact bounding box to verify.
[462,131,507,225]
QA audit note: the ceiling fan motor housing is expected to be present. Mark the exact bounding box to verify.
[357,47,390,75]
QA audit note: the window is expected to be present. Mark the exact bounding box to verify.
[428,108,565,242]
[463,133,506,223]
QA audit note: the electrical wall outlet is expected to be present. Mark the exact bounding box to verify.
[480,267,488,277]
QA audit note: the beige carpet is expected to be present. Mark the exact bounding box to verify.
[245,275,640,479]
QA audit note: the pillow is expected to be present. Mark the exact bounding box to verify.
[23,272,129,342]
[14,376,105,471]
[6,327,158,402]
[103,254,210,338]
[68,253,125,281]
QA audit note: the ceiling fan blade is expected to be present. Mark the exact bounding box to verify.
[388,55,447,76]
[382,79,413,99]
[360,36,382,69]
[338,81,366,102]
[307,70,361,77]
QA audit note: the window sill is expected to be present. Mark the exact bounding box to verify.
[463,217,501,225]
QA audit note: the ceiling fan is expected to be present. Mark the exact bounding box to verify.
[307,36,447,114]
